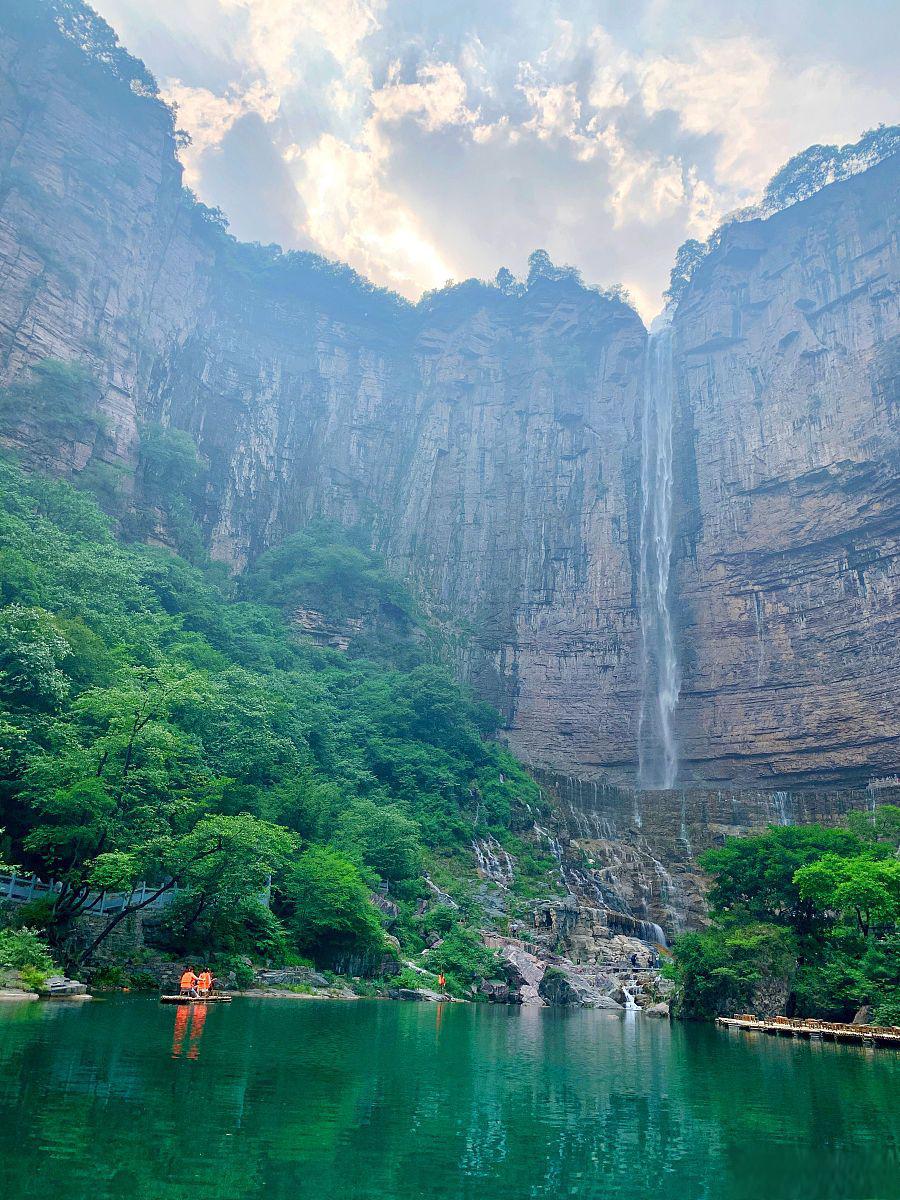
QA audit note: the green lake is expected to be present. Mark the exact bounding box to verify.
[0,996,897,1199]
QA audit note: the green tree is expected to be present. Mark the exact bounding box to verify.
[794,854,900,938]
[334,798,423,881]
[666,924,796,1020]
[700,825,863,934]
[281,846,384,964]
[0,606,70,712]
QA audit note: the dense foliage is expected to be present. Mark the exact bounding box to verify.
[0,454,545,983]
[667,812,900,1023]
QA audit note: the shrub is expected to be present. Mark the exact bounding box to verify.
[214,956,255,990]
[19,965,49,992]
[0,926,55,973]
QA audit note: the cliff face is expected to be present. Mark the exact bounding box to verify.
[0,25,211,470]
[0,16,898,804]
[670,158,900,786]
[159,276,647,776]
[540,774,900,940]
[0,20,648,785]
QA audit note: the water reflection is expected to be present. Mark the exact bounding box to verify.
[170,1003,208,1060]
[0,998,897,1200]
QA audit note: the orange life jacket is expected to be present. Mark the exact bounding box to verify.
[180,970,197,989]
[197,971,212,992]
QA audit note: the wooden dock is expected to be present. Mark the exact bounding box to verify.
[717,1014,900,1048]
[160,994,232,1005]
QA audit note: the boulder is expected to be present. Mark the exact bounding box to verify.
[852,1005,873,1025]
[643,1002,671,1018]
[255,967,331,990]
[44,975,89,997]
[501,945,547,1005]
[391,987,445,1002]
[479,979,510,1003]
[539,967,622,1009]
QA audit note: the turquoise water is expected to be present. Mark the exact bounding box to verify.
[0,996,897,1199]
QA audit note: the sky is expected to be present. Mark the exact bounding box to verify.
[93,0,898,321]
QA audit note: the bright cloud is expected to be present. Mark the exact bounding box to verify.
[94,0,899,320]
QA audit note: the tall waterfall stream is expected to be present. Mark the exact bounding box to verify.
[638,317,680,788]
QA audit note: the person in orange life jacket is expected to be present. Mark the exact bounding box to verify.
[438,972,446,991]
[179,967,199,998]
[196,969,213,996]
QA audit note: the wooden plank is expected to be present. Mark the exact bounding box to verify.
[159,994,232,1004]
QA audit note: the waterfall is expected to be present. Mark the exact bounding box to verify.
[638,316,680,789]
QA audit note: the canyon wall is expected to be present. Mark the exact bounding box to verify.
[0,15,897,811]
[670,158,899,785]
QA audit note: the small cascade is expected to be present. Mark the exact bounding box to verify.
[771,790,794,827]
[471,835,515,889]
[533,822,667,947]
[622,986,640,1012]
[638,314,680,789]
[679,792,692,856]
[606,909,667,948]
[533,823,564,866]
[423,874,458,909]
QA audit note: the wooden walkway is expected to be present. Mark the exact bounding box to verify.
[717,1014,900,1048]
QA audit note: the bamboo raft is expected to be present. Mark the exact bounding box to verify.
[717,1014,900,1047]
[160,993,232,1004]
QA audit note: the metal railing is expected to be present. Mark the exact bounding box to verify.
[1,872,272,914]
[0,871,178,916]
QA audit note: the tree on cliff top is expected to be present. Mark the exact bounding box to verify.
[666,124,900,304]
[3,0,162,102]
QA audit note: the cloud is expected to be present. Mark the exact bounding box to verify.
[163,80,280,187]
[93,0,899,320]
[299,132,452,291]
[218,0,383,93]
[372,61,479,132]
[518,74,582,141]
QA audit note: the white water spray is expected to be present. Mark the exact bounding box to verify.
[638,315,680,789]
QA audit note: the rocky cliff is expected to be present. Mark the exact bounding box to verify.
[670,157,900,786]
[0,11,897,812]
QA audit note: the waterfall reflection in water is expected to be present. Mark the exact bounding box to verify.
[638,316,680,789]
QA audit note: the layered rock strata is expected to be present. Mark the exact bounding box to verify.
[0,16,897,805]
[670,156,900,786]
[539,774,900,939]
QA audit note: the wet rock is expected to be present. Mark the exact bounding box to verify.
[479,980,510,1003]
